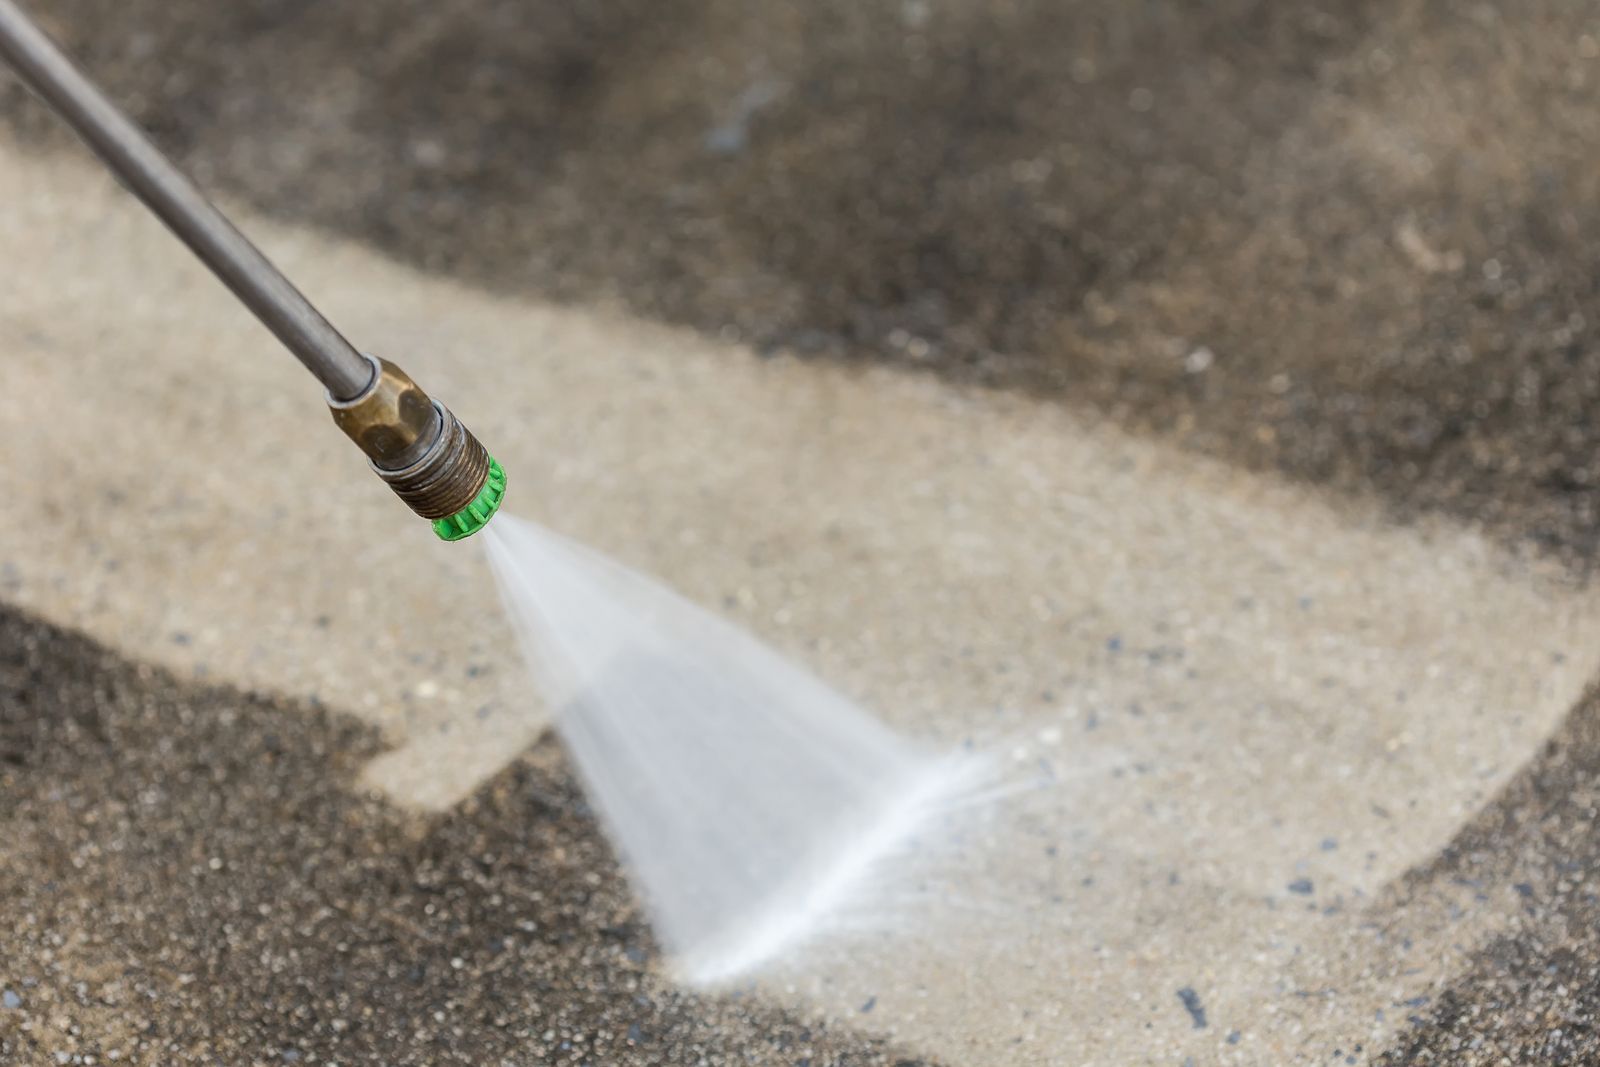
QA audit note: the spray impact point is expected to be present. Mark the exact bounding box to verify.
[328,354,505,541]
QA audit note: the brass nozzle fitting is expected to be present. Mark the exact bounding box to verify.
[329,355,493,522]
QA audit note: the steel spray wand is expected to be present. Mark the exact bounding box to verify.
[0,0,506,541]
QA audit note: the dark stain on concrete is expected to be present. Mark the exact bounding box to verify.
[1176,987,1207,1030]
[0,606,933,1066]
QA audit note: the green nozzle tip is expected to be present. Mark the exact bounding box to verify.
[432,456,506,542]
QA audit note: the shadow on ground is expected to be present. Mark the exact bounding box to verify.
[0,606,929,1066]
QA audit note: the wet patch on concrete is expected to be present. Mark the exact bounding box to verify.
[0,605,933,1065]
[5,2,1600,557]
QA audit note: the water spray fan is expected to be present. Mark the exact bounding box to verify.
[0,0,504,540]
[1,2,960,984]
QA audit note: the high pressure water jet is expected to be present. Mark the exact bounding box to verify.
[0,0,505,540]
[1,0,966,982]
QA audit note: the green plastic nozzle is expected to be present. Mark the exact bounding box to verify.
[432,456,506,542]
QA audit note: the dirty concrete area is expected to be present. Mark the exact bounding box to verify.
[4,0,1600,557]
[0,606,929,1066]
[1374,680,1600,1065]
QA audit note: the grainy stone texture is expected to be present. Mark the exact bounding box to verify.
[1374,684,1600,1066]
[0,606,932,1066]
[5,145,1600,1062]
[4,1,1600,1062]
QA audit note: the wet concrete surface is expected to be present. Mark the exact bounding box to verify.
[5,0,1600,1062]
[0,605,930,1066]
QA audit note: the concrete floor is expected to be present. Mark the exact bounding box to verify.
[5,2,1600,1064]
[4,145,1600,1064]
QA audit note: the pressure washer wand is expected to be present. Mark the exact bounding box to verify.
[0,0,505,541]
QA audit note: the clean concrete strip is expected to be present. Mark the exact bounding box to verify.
[2,142,1597,1063]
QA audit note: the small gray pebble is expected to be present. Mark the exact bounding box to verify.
[2,989,20,1009]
